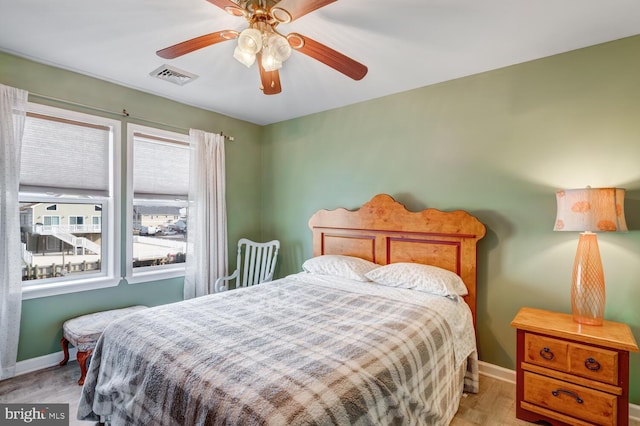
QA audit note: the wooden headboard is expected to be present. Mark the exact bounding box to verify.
[308,194,486,326]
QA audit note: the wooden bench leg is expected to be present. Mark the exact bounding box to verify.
[76,349,93,386]
[59,337,70,366]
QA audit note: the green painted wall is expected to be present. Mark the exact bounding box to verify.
[2,34,640,405]
[0,51,264,360]
[262,35,640,403]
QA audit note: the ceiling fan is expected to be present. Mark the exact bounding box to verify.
[156,0,368,95]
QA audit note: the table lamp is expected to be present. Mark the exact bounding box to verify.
[553,187,627,325]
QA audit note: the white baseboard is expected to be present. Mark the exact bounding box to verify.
[478,360,640,421]
[11,354,640,421]
[478,360,517,384]
[15,348,77,377]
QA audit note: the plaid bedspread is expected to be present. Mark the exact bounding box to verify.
[78,273,478,425]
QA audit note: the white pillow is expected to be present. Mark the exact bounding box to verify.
[364,262,468,297]
[302,255,380,282]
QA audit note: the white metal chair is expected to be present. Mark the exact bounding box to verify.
[214,238,280,292]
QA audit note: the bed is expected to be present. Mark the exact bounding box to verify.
[78,194,486,425]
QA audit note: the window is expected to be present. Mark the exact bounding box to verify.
[43,215,60,227]
[69,215,84,232]
[126,124,189,283]
[19,103,120,299]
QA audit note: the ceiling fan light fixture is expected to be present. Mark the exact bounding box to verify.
[269,34,292,62]
[233,46,256,67]
[261,49,282,72]
[237,28,263,54]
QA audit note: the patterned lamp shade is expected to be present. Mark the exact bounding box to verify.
[554,187,627,232]
[553,187,627,326]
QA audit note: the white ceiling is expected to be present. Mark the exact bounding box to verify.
[1,0,638,125]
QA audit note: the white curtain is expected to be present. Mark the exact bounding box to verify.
[184,130,228,298]
[0,84,28,380]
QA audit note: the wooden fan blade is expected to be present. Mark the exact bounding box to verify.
[206,0,239,8]
[206,0,245,16]
[257,53,282,95]
[288,33,368,80]
[156,30,238,59]
[271,0,336,23]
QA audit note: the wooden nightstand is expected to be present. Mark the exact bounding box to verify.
[511,307,638,426]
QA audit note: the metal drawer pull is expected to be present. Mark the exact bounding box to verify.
[552,389,584,404]
[584,357,601,371]
[539,347,554,360]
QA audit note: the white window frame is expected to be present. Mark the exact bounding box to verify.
[20,103,121,300]
[125,123,189,284]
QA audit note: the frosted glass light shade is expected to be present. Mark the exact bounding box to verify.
[261,56,282,71]
[237,28,262,54]
[233,46,256,67]
[234,28,291,73]
[269,34,292,62]
[261,43,282,72]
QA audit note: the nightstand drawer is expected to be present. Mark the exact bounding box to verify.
[569,343,618,385]
[525,332,619,385]
[523,371,617,426]
[525,333,569,371]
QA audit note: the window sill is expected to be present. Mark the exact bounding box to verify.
[21,276,121,300]
[126,266,185,285]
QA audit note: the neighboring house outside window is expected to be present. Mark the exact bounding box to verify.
[126,124,189,284]
[19,103,121,299]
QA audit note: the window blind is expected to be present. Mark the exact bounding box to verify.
[133,133,189,200]
[20,113,111,196]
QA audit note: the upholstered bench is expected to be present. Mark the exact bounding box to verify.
[59,305,148,385]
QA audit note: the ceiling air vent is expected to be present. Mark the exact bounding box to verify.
[150,64,198,86]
